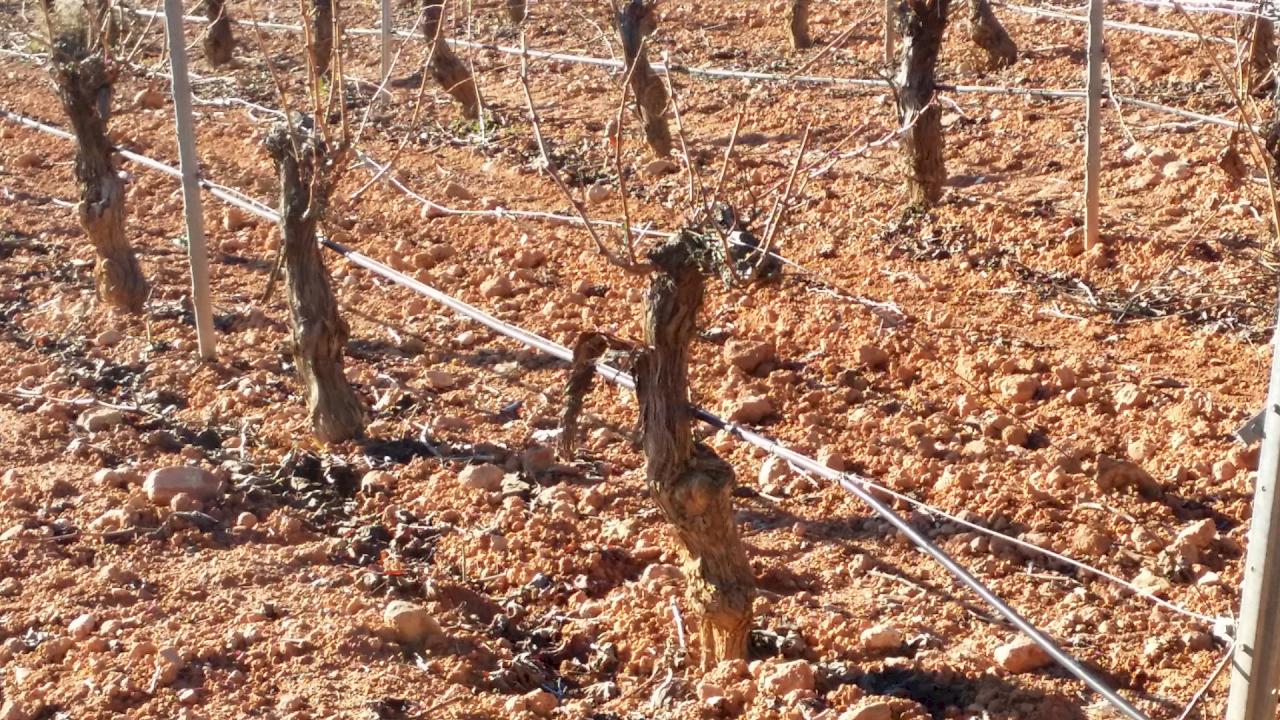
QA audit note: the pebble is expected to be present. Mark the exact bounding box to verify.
[444,181,474,200]
[459,463,505,492]
[839,701,893,720]
[1162,160,1192,180]
[12,151,43,169]
[95,329,123,347]
[170,492,202,512]
[860,624,902,650]
[383,600,442,645]
[0,578,19,597]
[994,637,1051,673]
[858,344,890,369]
[1000,376,1039,403]
[1176,519,1216,550]
[523,689,557,717]
[586,182,611,204]
[223,207,252,232]
[0,701,27,720]
[513,248,546,269]
[1121,143,1146,161]
[425,370,458,391]
[817,447,845,471]
[642,158,679,178]
[759,456,790,485]
[92,468,129,488]
[68,613,96,641]
[143,466,221,505]
[78,407,124,432]
[727,340,776,374]
[729,396,774,424]
[480,276,514,298]
[758,660,815,696]
[133,89,165,109]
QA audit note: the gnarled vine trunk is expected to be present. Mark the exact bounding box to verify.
[203,0,235,66]
[1244,15,1276,96]
[506,0,527,24]
[309,0,333,77]
[265,117,366,443]
[616,0,672,157]
[787,0,812,50]
[46,26,148,313]
[636,235,755,668]
[422,0,482,120]
[967,0,1016,69]
[895,0,950,206]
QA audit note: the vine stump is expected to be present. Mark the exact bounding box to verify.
[46,14,148,313]
[423,0,483,120]
[637,235,755,668]
[203,0,234,66]
[787,0,812,50]
[616,0,672,157]
[265,117,367,443]
[310,0,334,77]
[967,0,1016,69]
[895,0,950,206]
[506,0,527,24]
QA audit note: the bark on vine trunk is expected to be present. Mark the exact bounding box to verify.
[1245,16,1276,96]
[310,0,334,77]
[422,0,482,120]
[787,0,812,50]
[616,0,672,157]
[203,0,235,66]
[895,0,950,206]
[47,30,148,313]
[265,117,366,443]
[506,0,527,24]
[636,235,754,669]
[967,0,1016,69]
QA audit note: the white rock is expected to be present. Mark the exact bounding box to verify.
[223,207,253,232]
[839,701,893,720]
[994,637,1051,673]
[0,701,28,720]
[425,370,458,391]
[1176,519,1217,550]
[759,456,790,485]
[640,564,683,584]
[459,464,504,492]
[727,340,776,374]
[383,600,442,645]
[143,466,221,505]
[860,624,902,650]
[758,660,815,696]
[858,344,890,369]
[523,689,557,717]
[586,182,611,204]
[133,89,165,109]
[78,407,123,432]
[1162,160,1192,180]
[95,329,123,347]
[643,158,679,178]
[68,613,96,640]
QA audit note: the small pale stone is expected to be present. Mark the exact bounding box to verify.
[727,340,776,374]
[383,600,442,645]
[143,466,221,505]
[586,183,610,204]
[523,690,557,717]
[133,89,165,109]
[759,660,815,696]
[642,159,679,178]
[729,396,774,424]
[459,464,504,492]
[481,277,513,298]
[68,613,96,640]
[425,370,458,391]
[95,329,123,347]
[994,637,1051,673]
[860,624,902,650]
[444,180,474,200]
[78,407,124,432]
[858,344,890,369]
[839,701,893,720]
[759,456,790,485]
[236,512,258,528]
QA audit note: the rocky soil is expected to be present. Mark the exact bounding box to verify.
[0,0,1272,718]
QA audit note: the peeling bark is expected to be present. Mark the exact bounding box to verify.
[616,0,672,157]
[46,25,148,313]
[895,0,950,206]
[636,235,754,668]
[422,0,482,121]
[787,0,812,50]
[967,0,1016,69]
[203,0,235,66]
[310,0,333,77]
[1245,16,1276,96]
[265,117,366,443]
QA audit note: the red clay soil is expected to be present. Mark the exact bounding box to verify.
[0,1,1272,718]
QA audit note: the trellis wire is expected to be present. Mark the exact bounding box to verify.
[131,9,1252,130]
[999,1,1235,43]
